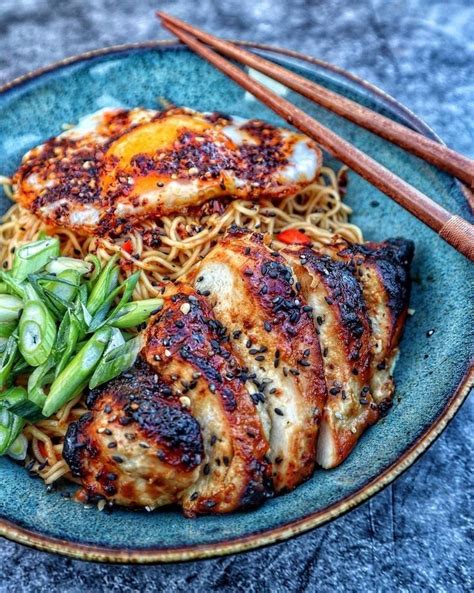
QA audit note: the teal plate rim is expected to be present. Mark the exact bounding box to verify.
[0,40,472,564]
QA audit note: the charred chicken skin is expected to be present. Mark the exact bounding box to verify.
[63,229,413,515]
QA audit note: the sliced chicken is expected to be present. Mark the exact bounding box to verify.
[142,283,272,515]
[282,248,376,468]
[13,107,322,235]
[187,227,327,491]
[63,358,204,509]
[327,238,414,410]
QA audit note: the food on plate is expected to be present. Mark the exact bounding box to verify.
[61,228,412,515]
[12,107,322,235]
[0,106,414,516]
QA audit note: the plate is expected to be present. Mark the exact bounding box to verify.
[0,41,472,563]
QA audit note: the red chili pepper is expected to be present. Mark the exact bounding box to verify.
[37,441,47,459]
[277,229,311,245]
[122,239,133,254]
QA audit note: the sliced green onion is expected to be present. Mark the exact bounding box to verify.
[0,337,8,353]
[1,385,43,422]
[88,271,140,332]
[7,433,28,460]
[12,237,60,282]
[0,408,12,453]
[0,386,27,407]
[42,269,81,313]
[85,254,102,286]
[90,333,143,390]
[54,311,81,377]
[42,326,111,417]
[0,294,23,322]
[107,298,163,329]
[0,271,26,298]
[0,320,17,338]
[0,282,8,293]
[19,300,57,366]
[86,255,119,317]
[0,408,24,455]
[27,362,54,407]
[45,257,92,276]
[0,336,18,389]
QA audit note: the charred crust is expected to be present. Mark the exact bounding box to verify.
[130,398,203,468]
[147,289,245,413]
[339,238,414,320]
[63,412,93,477]
[297,248,368,340]
[239,460,274,508]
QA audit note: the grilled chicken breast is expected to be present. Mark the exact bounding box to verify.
[326,238,414,410]
[187,227,327,491]
[282,248,376,468]
[142,284,272,515]
[13,107,322,236]
[63,229,413,514]
[63,358,204,509]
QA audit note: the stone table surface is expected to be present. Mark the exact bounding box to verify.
[0,1,472,591]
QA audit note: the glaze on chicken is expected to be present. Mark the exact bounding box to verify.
[63,229,413,515]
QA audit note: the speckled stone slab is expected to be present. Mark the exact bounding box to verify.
[0,1,472,591]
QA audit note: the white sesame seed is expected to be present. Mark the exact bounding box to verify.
[164,349,171,357]
[180,396,191,408]
[180,303,191,315]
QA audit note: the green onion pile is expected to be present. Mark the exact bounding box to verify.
[0,236,162,460]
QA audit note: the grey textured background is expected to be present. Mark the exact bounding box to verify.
[0,1,472,591]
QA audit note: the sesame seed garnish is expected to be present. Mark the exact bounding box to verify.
[274,407,284,416]
[264,321,272,332]
[179,302,191,315]
[112,456,124,464]
[107,442,117,448]
[203,464,211,475]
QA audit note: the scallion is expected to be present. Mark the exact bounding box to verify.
[12,238,60,282]
[0,336,18,389]
[45,257,92,276]
[108,298,163,329]
[89,333,143,389]
[0,294,23,322]
[18,300,57,366]
[42,326,112,417]
[86,255,119,316]
[7,433,28,460]
[0,320,17,338]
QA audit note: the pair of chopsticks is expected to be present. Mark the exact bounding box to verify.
[157,12,474,261]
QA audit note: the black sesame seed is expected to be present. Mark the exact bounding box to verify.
[223,456,230,466]
[264,321,272,332]
[203,464,211,475]
[104,405,112,413]
[107,442,117,449]
[210,435,217,446]
[298,359,311,367]
[274,407,284,416]
[112,456,124,463]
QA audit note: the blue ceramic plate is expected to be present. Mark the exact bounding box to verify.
[0,42,472,563]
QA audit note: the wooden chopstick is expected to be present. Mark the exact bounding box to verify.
[159,12,474,190]
[158,15,474,261]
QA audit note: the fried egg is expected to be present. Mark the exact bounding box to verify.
[13,107,322,236]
